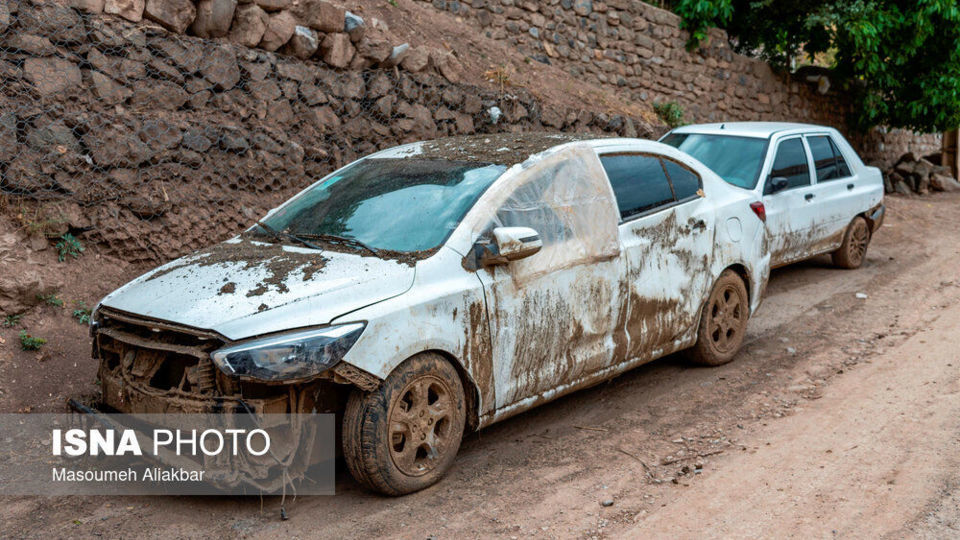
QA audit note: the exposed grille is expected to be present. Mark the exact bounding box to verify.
[96,307,230,396]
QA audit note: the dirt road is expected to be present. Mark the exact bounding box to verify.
[2,193,960,538]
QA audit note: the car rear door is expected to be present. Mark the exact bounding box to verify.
[597,149,715,363]
[472,145,624,410]
[761,136,819,267]
[805,133,860,248]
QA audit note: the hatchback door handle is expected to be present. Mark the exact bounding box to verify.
[805,193,815,201]
[847,183,855,190]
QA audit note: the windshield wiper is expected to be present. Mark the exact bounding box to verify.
[296,233,379,257]
[254,221,322,251]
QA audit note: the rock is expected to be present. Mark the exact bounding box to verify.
[0,113,16,162]
[139,119,182,150]
[19,3,87,43]
[70,0,105,13]
[144,0,196,33]
[259,10,296,51]
[0,268,61,317]
[898,151,918,164]
[601,500,614,507]
[400,46,429,72]
[200,47,240,90]
[855,292,868,299]
[930,173,960,192]
[3,33,56,56]
[573,0,592,16]
[310,106,341,132]
[320,33,355,68]
[228,3,269,47]
[430,50,463,83]
[85,124,155,167]
[0,0,9,32]
[284,25,319,59]
[298,0,344,32]
[24,57,82,96]
[104,0,146,22]
[381,43,409,67]
[191,0,236,37]
[182,129,213,152]
[894,179,913,197]
[131,79,189,110]
[488,106,502,124]
[26,121,79,153]
[90,70,132,104]
[356,34,393,63]
[254,0,288,11]
[344,10,364,41]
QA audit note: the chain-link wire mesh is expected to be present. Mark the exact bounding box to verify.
[0,0,656,264]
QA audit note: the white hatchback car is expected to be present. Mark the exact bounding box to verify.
[91,133,770,495]
[661,122,885,269]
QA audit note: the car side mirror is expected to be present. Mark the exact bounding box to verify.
[464,227,542,269]
[767,176,790,194]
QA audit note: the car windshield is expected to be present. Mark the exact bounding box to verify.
[259,158,506,252]
[661,133,768,189]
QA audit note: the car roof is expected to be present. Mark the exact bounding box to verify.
[371,133,682,166]
[668,122,837,139]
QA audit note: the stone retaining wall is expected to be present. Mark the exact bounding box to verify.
[420,0,941,168]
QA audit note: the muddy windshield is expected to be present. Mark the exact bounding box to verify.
[661,133,768,189]
[260,158,507,252]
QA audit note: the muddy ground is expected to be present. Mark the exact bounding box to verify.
[1,192,959,538]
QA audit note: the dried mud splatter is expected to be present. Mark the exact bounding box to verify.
[415,132,609,165]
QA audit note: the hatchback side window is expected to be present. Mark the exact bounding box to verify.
[600,154,675,219]
[767,138,811,193]
[662,158,701,200]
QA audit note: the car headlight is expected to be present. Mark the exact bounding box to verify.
[211,323,365,382]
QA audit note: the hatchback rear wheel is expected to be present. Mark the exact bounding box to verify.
[832,216,870,269]
[342,352,466,495]
[688,269,749,366]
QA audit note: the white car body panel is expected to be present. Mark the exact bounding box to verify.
[97,136,770,430]
[663,122,884,268]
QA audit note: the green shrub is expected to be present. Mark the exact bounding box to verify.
[19,330,47,351]
[653,101,687,128]
[56,233,84,262]
[73,302,92,324]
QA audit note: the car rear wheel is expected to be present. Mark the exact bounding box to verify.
[832,216,870,269]
[342,352,466,495]
[688,269,750,366]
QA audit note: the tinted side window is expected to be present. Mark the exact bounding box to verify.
[808,136,840,181]
[662,159,701,200]
[600,154,675,219]
[768,138,810,192]
[829,137,852,178]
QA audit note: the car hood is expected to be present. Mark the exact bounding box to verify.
[99,237,416,340]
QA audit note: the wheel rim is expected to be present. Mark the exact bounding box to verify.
[707,284,746,354]
[388,376,455,477]
[848,221,869,265]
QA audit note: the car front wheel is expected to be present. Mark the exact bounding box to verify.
[688,269,750,366]
[342,352,466,495]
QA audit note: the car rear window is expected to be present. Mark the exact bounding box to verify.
[808,135,851,182]
[600,154,675,219]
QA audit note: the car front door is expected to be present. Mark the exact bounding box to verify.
[472,145,624,411]
[762,136,818,267]
[597,150,715,363]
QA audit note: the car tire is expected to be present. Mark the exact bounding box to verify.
[342,352,466,496]
[832,216,870,269]
[688,269,750,367]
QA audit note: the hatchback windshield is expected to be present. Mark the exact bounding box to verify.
[661,133,768,189]
[260,159,506,252]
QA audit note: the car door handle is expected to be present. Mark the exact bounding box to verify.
[805,193,815,201]
[847,183,855,190]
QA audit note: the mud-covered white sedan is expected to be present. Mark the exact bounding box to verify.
[662,122,885,269]
[91,133,770,495]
